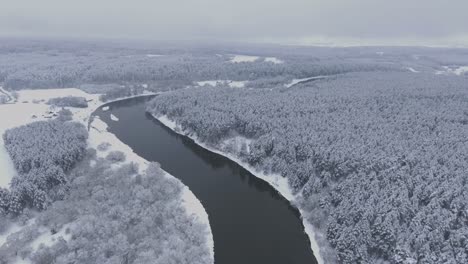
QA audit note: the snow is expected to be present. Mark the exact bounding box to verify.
[0,86,13,103]
[454,66,468,75]
[102,106,109,111]
[196,80,247,88]
[30,224,72,251]
[229,54,259,63]
[376,51,384,56]
[220,136,252,154]
[110,114,119,121]
[146,54,164,58]
[181,187,214,258]
[435,66,468,75]
[155,114,324,264]
[16,88,91,103]
[0,144,16,188]
[285,76,328,88]
[264,57,284,64]
[0,223,24,246]
[196,80,222,87]
[406,67,419,73]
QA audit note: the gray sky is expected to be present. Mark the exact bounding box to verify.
[1,0,468,46]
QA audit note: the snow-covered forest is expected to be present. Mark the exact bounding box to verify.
[4,40,467,93]
[147,71,468,263]
[1,39,468,263]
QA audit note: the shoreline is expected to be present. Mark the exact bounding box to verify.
[89,94,215,261]
[154,114,326,264]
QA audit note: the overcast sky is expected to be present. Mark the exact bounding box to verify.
[1,0,468,46]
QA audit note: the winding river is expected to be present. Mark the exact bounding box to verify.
[95,96,317,264]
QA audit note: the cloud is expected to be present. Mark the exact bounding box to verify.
[0,0,467,46]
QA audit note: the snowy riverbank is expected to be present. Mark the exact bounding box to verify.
[155,114,326,264]
[0,90,214,263]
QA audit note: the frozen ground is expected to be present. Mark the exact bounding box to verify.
[0,89,213,263]
[155,114,324,264]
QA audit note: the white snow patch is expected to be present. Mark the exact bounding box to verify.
[110,114,119,121]
[220,136,252,155]
[196,80,247,88]
[196,80,223,87]
[16,88,91,103]
[406,67,419,73]
[102,106,110,111]
[435,66,468,76]
[264,57,284,64]
[146,54,164,58]
[228,81,247,88]
[0,143,16,188]
[285,76,328,88]
[454,66,468,75]
[229,54,259,63]
[0,219,35,248]
[155,114,325,264]
[181,187,214,259]
[30,224,72,251]
[0,86,13,103]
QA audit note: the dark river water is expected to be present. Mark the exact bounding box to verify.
[95,96,317,264]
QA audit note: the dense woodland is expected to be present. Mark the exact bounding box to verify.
[5,39,467,92]
[2,39,468,263]
[147,71,468,263]
[1,118,88,214]
[47,96,89,108]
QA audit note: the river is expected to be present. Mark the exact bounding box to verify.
[95,96,317,264]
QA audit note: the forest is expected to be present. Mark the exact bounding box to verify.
[1,118,88,214]
[1,39,468,263]
[4,39,466,93]
[147,71,468,263]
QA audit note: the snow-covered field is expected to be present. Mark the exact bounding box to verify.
[155,114,324,264]
[0,89,214,263]
[229,54,259,63]
[196,80,247,88]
